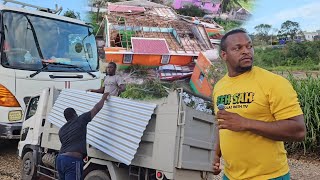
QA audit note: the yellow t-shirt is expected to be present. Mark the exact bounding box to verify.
[212,66,303,180]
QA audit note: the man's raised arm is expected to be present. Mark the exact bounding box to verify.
[90,92,109,119]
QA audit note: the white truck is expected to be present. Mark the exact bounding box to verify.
[18,87,216,180]
[0,0,101,139]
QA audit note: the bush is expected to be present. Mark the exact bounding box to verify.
[213,17,242,31]
[119,80,170,100]
[286,74,320,153]
[176,5,206,17]
[254,41,320,70]
[254,48,286,67]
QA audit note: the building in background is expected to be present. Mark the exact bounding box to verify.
[303,31,320,41]
[228,7,251,21]
[102,1,222,68]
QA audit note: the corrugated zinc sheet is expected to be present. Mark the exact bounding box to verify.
[47,89,157,165]
[132,38,170,55]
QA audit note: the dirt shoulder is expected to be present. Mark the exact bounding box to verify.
[213,154,320,180]
[0,141,319,180]
[288,153,320,180]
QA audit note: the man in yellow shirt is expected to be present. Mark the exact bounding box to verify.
[212,29,306,180]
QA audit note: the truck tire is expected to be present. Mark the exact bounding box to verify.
[42,153,56,168]
[84,170,110,180]
[21,152,36,180]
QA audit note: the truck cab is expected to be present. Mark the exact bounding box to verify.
[0,1,101,139]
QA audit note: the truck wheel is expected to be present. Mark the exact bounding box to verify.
[84,170,110,180]
[21,152,36,180]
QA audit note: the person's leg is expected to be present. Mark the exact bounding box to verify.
[56,155,65,180]
[75,159,84,180]
[64,157,84,180]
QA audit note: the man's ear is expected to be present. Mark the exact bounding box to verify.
[220,50,227,62]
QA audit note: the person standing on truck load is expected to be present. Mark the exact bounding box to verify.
[56,92,109,180]
[212,29,306,180]
[88,62,125,96]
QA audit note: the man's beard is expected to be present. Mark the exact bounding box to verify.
[235,65,252,74]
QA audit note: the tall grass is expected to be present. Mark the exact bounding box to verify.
[286,74,320,153]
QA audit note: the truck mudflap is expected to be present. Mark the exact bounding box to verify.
[0,122,22,139]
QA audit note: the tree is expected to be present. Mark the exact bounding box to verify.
[277,20,302,41]
[89,0,122,22]
[220,0,248,13]
[176,5,206,17]
[254,24,272,44]
[88,12,100,35]
[63,9,80,19]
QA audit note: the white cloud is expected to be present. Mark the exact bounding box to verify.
[244,0,320,32]
[275,1,320,21]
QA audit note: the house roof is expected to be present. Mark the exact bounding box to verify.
[108,4,145,13]
[106,2,216,55]
[148,7,178,19]
[112,0,167,8]
[132,38,169,55]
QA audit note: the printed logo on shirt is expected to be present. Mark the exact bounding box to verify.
[216,92,255,109]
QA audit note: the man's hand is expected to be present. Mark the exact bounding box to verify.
[90,92,109,119]
[212,154,221,175]
[217,110,249,132]
[87,87,105,94]
[102,92,109,101]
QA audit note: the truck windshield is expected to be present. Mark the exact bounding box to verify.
[1,11,98,72]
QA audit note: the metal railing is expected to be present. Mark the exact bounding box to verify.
[2,0,63,14]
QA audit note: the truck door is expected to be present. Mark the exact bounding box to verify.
[176,92,215,172]
[20,88,50,146]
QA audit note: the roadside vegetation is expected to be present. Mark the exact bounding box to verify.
[176,5,206,17]
[254,41,320,71]
[213,17,242,31]
[119,80,170,100]
[252,22,320,154]
[286,74,320,154]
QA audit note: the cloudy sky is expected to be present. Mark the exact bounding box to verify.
[244,0,320,33]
